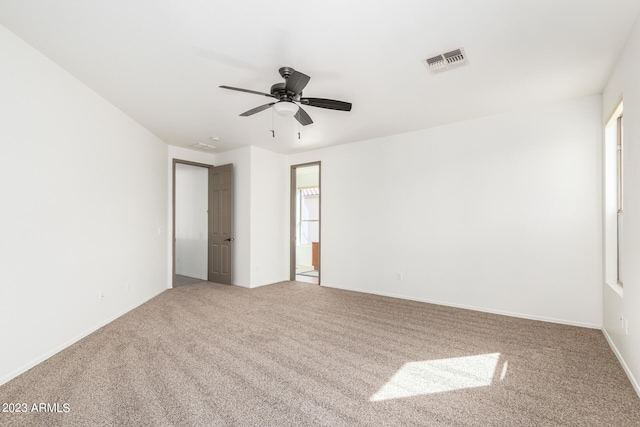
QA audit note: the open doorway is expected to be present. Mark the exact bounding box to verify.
[291,162,321,285]
[172,160,235,287]
[174,162,209,286]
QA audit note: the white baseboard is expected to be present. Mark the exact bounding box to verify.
[0,288,167,387]
[320,283,601,329]
[232,282,251,288]
[602,328,640,398]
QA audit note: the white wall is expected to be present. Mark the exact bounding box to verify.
[296,245,313,267]
[602,13,640,396]
[248,146,289,287]
[0,24,169,385]
[287,95,603,328]
[175,163,208,280]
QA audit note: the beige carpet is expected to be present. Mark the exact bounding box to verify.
[1,281,639,426]
[174,274,207,287]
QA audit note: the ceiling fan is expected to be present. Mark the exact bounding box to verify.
[219,67,352,126]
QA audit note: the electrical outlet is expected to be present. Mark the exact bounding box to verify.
[99,291,105,302]
[397,272,403,281]
[125,282,130,291]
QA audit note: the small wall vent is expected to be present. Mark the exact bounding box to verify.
[423,48,469,74]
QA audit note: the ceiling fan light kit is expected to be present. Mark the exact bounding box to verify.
[273,101,299,116]
[220,66,352,127]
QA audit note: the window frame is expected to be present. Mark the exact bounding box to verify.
[605,98,624,291]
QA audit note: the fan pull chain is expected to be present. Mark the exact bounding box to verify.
[270,108,275,138]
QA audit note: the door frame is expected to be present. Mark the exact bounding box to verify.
[172,159,213,287]
[290,161,321,284]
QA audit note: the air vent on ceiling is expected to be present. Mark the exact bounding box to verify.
[423,48,469,74]
[191,142,216,150]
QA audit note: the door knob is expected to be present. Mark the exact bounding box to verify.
[224,237,235,242]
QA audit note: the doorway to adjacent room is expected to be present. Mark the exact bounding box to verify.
[290,162,320,285]
[173,160,235,287]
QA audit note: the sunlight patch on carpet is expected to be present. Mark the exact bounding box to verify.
[370,353,501,401]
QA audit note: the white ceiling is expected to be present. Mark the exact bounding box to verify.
[1,1,639,154]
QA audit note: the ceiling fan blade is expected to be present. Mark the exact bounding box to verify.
[300,97,352,111]
[240,103,275,116]
[219,85,275,98]
[294,106,313,126]
[285,71,310,95]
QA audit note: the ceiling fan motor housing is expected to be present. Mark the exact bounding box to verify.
[270,82,286,98]
[271,83,302,101]
[279,66,295,79]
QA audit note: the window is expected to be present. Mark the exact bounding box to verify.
[616,113,624,285]
[605,100,624,289]
[296,188,319,245]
